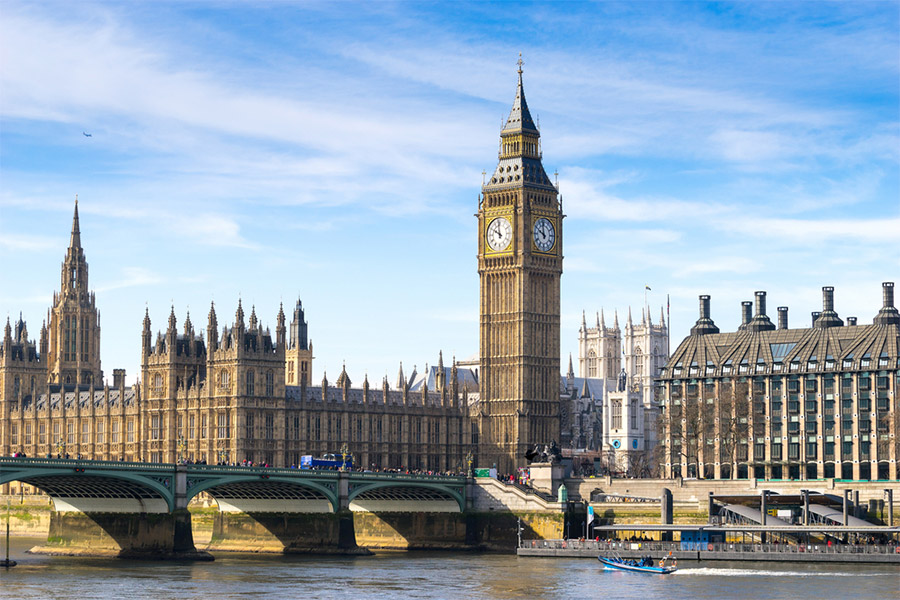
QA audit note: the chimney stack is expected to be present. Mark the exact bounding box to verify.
[847,317,857,326]
[113,369,126,388]
[777,307,788,330]
[812,311,821,326]
[874,282,900,325]
[690,295,720,336]
[746,291,776,332]
[814,286,843,329]
[739,301,753,330]
[755,291,767,318]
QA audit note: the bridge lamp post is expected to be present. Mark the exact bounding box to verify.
[465,451,473,477]
[218,449,229,466]
[340,443,349,472]
[177,437,186,465]
[56,439,66,459]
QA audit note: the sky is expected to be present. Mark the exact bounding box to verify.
[1,1,898,387]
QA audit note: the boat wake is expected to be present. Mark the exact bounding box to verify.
[674,568,884,577]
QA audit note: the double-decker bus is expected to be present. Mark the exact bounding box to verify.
[299,453,352,470]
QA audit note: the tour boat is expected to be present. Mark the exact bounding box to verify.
[598,555,677,574]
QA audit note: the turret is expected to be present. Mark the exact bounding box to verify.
[142,308,152,356]
[276,302,286,348]
[234,299,245,332]
[207,302,218,351]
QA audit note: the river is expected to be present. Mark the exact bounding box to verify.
[1,537,897,599]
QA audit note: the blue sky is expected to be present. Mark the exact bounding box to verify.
[1,1,898,386]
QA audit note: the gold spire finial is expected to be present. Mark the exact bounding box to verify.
[517,53,524,74]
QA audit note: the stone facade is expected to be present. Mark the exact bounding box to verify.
[578,305,669,475]
[0,205,474,471]
[477,61,564,473]
[658,287,899,482]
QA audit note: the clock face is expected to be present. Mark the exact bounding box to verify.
[487,217,512,251]
[533,217,555,252]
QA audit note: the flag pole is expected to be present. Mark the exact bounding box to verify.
[667,293,671,358]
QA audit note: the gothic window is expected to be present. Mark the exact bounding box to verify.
[81,421,89,444]
[630,399,638,430]
[612,400,622,429]
[217,413,229,439]
[288,362,294,383]
[588,349,597,377]
[219,370,230,391]
[634,346,643,376]
[81,316,90,361]
[13,376,19,398]
[189,414,195,439]
[111,420,119,443]
[176,415,183,439]
[607,350,615,379]
[67,421,74,444]
[151,415,161,440]
[153,373,163,395]
[246,371,255,396]
[246,413,254,439]
[266,371,274,395]
[200,415,207,439]
[265,413,274,440]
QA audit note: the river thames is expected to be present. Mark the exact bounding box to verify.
[1,537,897,600]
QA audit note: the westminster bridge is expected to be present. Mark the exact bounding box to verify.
[0,456,495,558]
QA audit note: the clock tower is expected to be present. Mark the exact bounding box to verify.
[477,60,563,472]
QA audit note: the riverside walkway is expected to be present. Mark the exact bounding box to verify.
[518,537,900,563]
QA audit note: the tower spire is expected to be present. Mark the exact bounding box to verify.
[70,196,82,250]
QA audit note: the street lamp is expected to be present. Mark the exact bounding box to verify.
[177,436,186,464]
[56,439,66,459]
[340,443,349,471]
[465,451,474,477]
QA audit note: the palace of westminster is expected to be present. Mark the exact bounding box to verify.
[1,67,897,481]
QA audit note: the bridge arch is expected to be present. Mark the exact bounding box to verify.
[0,466,175,513]
[348,480,465,512]
[187,476,339,513]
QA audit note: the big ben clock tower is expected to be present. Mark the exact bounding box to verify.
[477,59,563,472]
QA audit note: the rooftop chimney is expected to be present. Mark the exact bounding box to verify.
[814,286,843,329]
[113,369,126,388]
[738,301,752,331]
[690,295,720,336]
[874,282,900,325]
[777,306,788,330]
[811,311,821,326]
[746,291,776,332]
[847,317,857,326]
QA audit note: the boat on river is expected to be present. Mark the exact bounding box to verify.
[598,554,677,574]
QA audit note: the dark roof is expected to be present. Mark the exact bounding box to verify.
[662,322,899,379]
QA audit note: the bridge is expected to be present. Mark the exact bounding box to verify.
[0,457,470,558]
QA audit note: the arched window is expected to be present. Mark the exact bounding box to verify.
[13,376,20,398]
[246,371,255,396]
[266,371,274,396]
[635,346,643,376]
[153,373,163,395]
[220,370,230,390]
[630,399,638,429]
[611,400,622,429]
[606,350,615,379]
